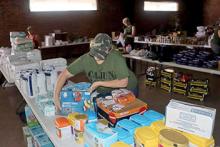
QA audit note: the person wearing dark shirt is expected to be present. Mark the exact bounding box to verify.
[26,26,40,49]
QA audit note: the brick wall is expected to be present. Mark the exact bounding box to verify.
[203,0,220,25]
[0,0,128,46]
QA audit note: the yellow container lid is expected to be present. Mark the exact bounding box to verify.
[181,131,215,146]
[150,120,165,134]
[135,126,158,145]
[75,114,88,120]
[67,112,79,126]
[111,141,131,147]
[159,129,189,147]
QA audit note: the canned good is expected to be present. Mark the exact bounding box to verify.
[75,114,87,132]
[159,129,189,147]
[74,129,84,144]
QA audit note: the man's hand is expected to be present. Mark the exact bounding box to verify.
[89,81,101,93]
[54,94,61,112]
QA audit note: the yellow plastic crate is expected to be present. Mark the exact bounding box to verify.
[181,132,215,147]
[111,141,131,147]
[150,120,166,135]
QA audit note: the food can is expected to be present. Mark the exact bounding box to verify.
[75,114,88,132]
[74,129,84,144]
[159,129,189,147]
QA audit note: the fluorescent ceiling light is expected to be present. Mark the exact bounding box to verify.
[144,1,178,11]
[30,0,97,12]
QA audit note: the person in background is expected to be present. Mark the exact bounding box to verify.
[54,33,138,111]
[211,19,220,55]
[117,17,136,53]
[26,26,40,49]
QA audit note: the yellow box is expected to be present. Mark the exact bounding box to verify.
[111,141,131,147]
[181,132,215,147]
[150,120,166,135]
[134,126,158,147]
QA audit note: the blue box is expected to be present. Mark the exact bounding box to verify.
[112,127,134,145]
[34,134,54,147]
[29,125,45,137]
[25,105,39,127]
[116,119,140,135]
[84,122,118,147]
[84,109,97,123]
[143,110,165,122]
[60,82,91,115]
[130,114,153,126]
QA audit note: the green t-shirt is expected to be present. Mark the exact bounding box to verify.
[212,27,220,45]
[67,50,137,93]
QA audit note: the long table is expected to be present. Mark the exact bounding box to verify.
[0,66,82,147]
[134,40,211,48]
[123,54,220,76]
[15,80,83,147]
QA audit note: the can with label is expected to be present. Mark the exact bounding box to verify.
[159,129,189,147]
[74,129,84,144]
[75,114,88,132]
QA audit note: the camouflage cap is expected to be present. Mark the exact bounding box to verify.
[89,33,112,60]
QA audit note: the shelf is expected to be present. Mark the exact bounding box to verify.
[39,42,90,49]
[123,54,220,76]
[134,40,211,48]
[15,81,83,147]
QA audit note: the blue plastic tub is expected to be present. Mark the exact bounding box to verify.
[143,110,165,122]
[130,114,153,126]
[116,119,140,135]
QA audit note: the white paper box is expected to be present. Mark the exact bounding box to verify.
[40,58,67,72]
[165,99,216,139]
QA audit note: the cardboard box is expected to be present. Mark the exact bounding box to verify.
[25,105,39,127]
[97,99,148,127]
[165,99,216,139]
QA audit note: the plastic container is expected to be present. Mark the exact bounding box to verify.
[111,141,131,147]
[130,114,153,126]
[55,117,72,139]
[67,112,79,130]
[159,129,189,147]
[150,120,165,135]
[112,127,134,145]
[116,119,140,135]
[74,129,84,144]
[84,122,118,147]
[181,132,215,147]
[134,126,158,147]
[143,110,165,122]
[74,114,88,132]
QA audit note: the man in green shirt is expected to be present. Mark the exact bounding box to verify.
[54,33,137,110]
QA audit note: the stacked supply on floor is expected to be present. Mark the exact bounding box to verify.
[188,79,209,101]
[160,68,174,93]
[173,72,191,95]
[145,66,159,87]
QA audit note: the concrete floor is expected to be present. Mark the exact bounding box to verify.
[0,68,219,146]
